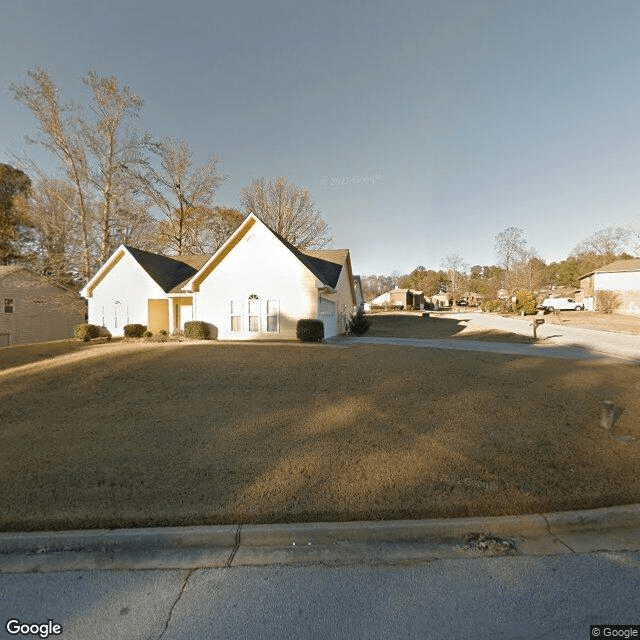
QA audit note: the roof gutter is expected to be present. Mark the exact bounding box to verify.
[317,285,336,294]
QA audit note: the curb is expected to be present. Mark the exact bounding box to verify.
[1,504,640,573]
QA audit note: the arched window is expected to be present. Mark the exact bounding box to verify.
[248,294,260,332]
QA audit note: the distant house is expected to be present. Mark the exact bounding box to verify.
[81,213,357,339]
[458,291,484,306]
[0,266,86,346]
[579,258,640,315]
[430,292,452,309]
[370,286,424,309]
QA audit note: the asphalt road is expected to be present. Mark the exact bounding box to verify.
[2,552,640,640]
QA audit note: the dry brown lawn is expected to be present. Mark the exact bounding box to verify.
[365,312,532,342]
[1,314,639,532]
[541,310,640,335]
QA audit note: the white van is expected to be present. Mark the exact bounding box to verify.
[540,297,584,311]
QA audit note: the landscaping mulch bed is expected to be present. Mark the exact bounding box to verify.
[1,325,639,532]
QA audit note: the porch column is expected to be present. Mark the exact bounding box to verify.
[168,299,176,334]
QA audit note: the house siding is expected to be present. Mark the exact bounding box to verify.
[194,222,318,340]
[319,260,356,336]
[86,250,167,336]
[0,269,86,345]
[594,271,640,316]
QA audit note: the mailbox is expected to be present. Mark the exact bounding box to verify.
[531,317,545,340]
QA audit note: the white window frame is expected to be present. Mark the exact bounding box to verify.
[248,294,260,332]
[266,299,279,333]
[230,300,242,332]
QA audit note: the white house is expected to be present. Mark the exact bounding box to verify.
[579,258,640,315]
[80,246,209,335]
[0,266,86,346]
[81,213,357,339]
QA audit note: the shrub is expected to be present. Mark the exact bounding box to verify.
[296,319,324,342]
[74,323,100,342]
[595,290,620,314]
[347,308,372,336]
[124,323,147,338]
[482,299,502,313]
[159,329,168,336]
[143,330,153,338]
[513,289,538,315]
[184,320,210,340]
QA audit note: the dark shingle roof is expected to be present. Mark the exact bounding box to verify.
[125,246,209,293]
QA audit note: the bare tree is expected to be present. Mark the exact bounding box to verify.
[12,68,150,277]
[570,226,631,270]
[195,206,245,253]
[137,138,225,254]
[12,69,94,278]
[442,254,468,303]
[495,227,528,291]
[628,221,640,256]
[27,176,80,285]
[80,71,150,262]
[240,177,331,249]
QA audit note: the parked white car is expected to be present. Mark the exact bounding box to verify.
[540,297,584,311]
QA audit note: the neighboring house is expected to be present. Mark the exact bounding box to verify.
[579,258,640,315]
[430,292,452,309]
[370,287,424,309]
[81,213,357,339]
[458,291,484,306]
[0,266,86,346]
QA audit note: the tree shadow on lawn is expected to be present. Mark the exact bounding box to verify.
[0,342,639,531]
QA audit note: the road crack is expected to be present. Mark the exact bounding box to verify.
[226,524,242,567]
[157,569,194,640]
[541,514,575,553]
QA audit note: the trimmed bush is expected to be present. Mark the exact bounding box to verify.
[347,308,372,336]
[482,299,503,313]
[296,319,324,342]
[184,320,210,340]
[74,323,100,342]
[513,289,538,315]
[98,326,112,341]
[159,329,168,336]
[143,330,153,338]
[124,323,147,338]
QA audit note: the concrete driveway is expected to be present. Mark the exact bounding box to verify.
[333,312,640,363]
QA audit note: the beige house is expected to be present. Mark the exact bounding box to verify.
[0,266,86,346]
[579,258,640,315]
[81,213,357,339]
[370,287,425,309]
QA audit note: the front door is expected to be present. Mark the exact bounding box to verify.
[148,299,169,333]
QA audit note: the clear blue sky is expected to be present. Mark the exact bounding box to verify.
[2,0,640,276]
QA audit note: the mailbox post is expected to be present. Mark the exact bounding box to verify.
[531,317,545,341]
